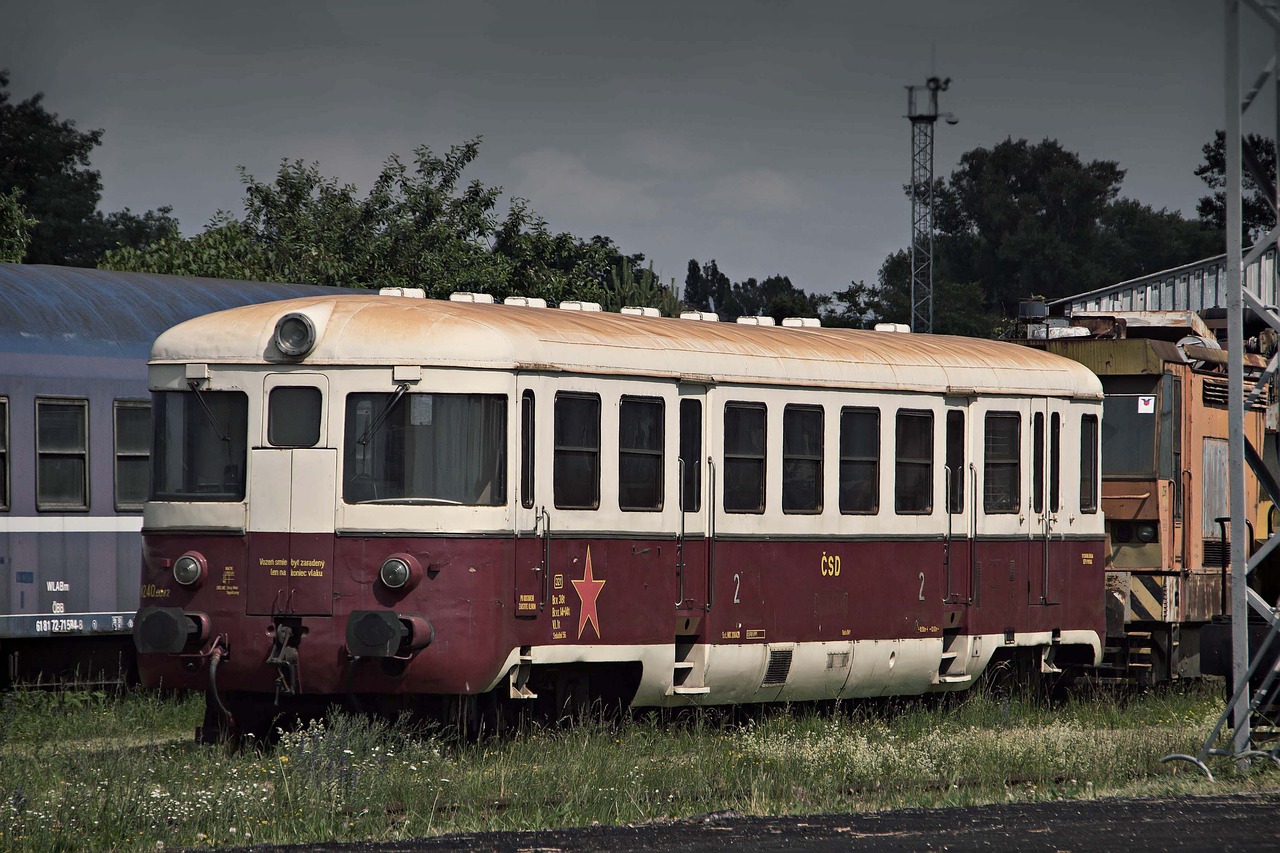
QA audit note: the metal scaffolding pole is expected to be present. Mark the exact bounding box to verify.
[906,76,954,334]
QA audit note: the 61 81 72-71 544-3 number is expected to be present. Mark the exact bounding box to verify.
[35,618,85,633]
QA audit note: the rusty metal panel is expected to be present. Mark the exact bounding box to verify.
[1044,339,1165,376]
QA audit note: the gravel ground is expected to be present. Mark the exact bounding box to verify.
[250,792,1280,852]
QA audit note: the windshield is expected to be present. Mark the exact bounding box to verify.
[151,390,248,501]
[344,392,507,506]
[1101,391,1158,477]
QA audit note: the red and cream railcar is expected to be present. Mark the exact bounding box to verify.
[133,292,1106,730]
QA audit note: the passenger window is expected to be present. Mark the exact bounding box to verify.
[724,402,766,513]
[520,390,535,509]
[1033,412,1045,515]
[679,399,702,512]
[554,393,601,510]
[984,412,1021,513]
[268,386,322,447]
[619,396,664,511]
[0,397,7,510]
[783,405,822,514]
[114,400,151,510]
[946,410,965,514]
[839,407,879,514]
[36,398,89,510]
[895,410,933,514]
[1080,414,1099,513]
[1050,412,1061,513]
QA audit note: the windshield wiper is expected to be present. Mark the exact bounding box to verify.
[358,384,410,446]
[188,380,230,444]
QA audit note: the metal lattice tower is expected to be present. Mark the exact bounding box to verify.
[907,77,955,334]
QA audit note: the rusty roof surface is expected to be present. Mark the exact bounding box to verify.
[154,295,1102,397]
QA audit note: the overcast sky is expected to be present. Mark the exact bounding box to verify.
[3,1,1254,295]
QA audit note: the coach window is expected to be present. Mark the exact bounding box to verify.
[895,410,933,514]
[520,391,535,509]
[984,412,1021,513]
[619,396,664,511]
[0,397,7,510]
[783,405,822,513]
[679,399,702,512]
[153,391,249,502]
[724,402,766,513]
[1049,412,1061,513]
[344,392,507,505]
[1080,414,1099,513]
[839,407,878,514]
[114,400,151,511]
[268,386,322,447]
[1032,412,1045,515]
[36,398,89,510]
[554,393,601,510]
[945,411,964,514]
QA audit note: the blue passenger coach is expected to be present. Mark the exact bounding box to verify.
[0,264,338,683]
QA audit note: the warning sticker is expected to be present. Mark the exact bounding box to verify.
[1137,396,1155,414]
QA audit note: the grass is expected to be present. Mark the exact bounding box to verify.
[0,683,1275,851]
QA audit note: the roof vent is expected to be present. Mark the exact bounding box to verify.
[874,323,911,333]
[736,316,776,326]
[559,301,602,312]
[621,306,661,317]
[503,296,548,308]
[782,317,821,328]
[680,311,720,322]
[379,287,425,299]
[449,292,495,303]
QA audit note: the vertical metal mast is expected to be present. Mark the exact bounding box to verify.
[907,76,953,334]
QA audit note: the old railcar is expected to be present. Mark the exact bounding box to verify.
[0,264,340,684]
[132,292,1106,736]
[1038,311,1275,684]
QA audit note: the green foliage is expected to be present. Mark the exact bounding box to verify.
[682,260,817,322]
[601,257,680,316]
[1195,130,1276,245]
[0,69,178,266]
[104,138,624,304]
[0,188,36,263]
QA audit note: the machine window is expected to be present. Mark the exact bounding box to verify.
[1101,385,1159,477]
[344,392,507,506]
[946,410,965,514]
[724,402,766,513]
[895,410,933,514]
[152,390,249,502]
[619,396,663,511]
[36,398,89,510]
[984,412,1021,513]
[268,386,322,447]
[520,390,535,509]
[783,405,823,513]
[839,407,879,514]
[114,400,151,511]
[679,398,702,512]
[553,393,600,510]
[1033,412,1045,515]
[1081,414,1099,513]
[0,397,7,510]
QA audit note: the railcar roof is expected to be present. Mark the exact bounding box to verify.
[153,295,1103,398]
[0,264,346,358]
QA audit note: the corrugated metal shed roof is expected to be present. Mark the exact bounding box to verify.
[0,264,348,359]
[155,294,1103,398]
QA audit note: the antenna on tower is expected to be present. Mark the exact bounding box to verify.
[906,74,957,334]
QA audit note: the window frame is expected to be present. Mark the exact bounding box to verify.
[894,409,934,515]
[113,399,151,511]
[723,401,767,514]
[1080,413,1100,514]
[984,411,1022,514]
[618,395,665,512]
[35,396,90,511]
[520,390,535,509]
[782,404,823,514]
[267,385,323,448]
[839,406,879,515]
[553,391,602,510]
[0,396,8,511]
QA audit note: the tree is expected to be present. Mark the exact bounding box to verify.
[600,256,680,316]
[105,138,627,304]
[0,70,178,265]
[0,188,36,263]
[682,259,731,316]
[1195,129,1276,244]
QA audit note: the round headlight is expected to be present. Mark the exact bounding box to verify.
[1136,523,1158,543]
[274,312,316,357]
[173,552,206,587]
[1112,522,1134,544]
[380,557,411,589]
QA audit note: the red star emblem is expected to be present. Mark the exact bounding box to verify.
[572,547,606,639]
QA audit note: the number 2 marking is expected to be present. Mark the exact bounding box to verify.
[918,572,926,601]
[733,572,741,604]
